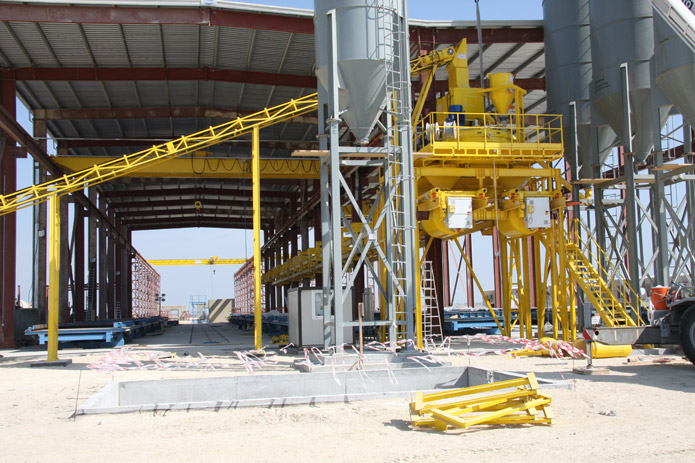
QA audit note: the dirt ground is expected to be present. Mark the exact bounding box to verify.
[1,323,694,463]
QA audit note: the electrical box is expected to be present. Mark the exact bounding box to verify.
[445,196,473,230]
[288,288,354,346]
[363,287,374,321]
[524,197,551,229]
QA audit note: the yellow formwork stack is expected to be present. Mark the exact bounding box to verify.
[409,373,553,431]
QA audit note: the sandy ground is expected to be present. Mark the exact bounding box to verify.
[1,323,694,463]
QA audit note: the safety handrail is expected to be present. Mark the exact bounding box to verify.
[414,111,563,160]
[568,218,647,325]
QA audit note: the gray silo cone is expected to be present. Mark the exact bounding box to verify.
[338,59,387,145]
[657,65,695,130]
[594,88,666,163]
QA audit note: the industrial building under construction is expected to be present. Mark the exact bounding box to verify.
[0,1,694,461]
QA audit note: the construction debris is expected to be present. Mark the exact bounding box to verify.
[409,372,553,431]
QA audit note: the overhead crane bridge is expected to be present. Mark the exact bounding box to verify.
[148,257,247,266]
[0,39,647,355]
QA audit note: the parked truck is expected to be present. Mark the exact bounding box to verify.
[585,284,695,365]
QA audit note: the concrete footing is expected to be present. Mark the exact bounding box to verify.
[573,366,610,375]
[30,359,73,367]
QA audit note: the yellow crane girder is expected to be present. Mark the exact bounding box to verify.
[148,257,247,266]
[0,93,318,216]
[54,154,320,179]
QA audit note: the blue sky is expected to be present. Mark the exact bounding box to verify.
[240,0,544,21]
[12,1,544,309]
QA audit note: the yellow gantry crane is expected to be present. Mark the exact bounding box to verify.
[148,257,247,266]
[0,93,318,216]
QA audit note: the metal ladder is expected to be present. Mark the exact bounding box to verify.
[421,261,443,338]
[382,0,413,334]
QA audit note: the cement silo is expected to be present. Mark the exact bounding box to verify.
[653,4,695,128]
[543,0,617,178]
[314,0,398,144]
[589,0,656,162]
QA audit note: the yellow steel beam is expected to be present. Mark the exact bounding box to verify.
[53,155,320,180]
[416,166,554,178]
[0,93,318,216]
[252,127,262,351]
[148,257,247,266]
[47,194,60,362]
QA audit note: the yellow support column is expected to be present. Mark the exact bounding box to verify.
[521,237,532,340]
[252,127,262,351]
[533,234,546,338]
[549,222,560,340]
[499,235,511,336]
[47,194,60,362]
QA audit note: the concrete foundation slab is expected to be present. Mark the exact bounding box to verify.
[78,366,570,415]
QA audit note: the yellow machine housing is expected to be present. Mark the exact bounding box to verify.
[434,44,484,127]
[414,37,562,241]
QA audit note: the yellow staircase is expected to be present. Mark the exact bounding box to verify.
[565,220,646,328]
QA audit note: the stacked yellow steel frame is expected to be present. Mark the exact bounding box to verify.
[409,373,553,431]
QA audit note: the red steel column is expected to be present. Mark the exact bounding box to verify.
[441,240,451,308]
[465,234,475,307]
[73,205,85,321]
[426,238,449,335]
[32,119,48,322]
[0,76,16,347]
[114,217,123,319]
[125,229,133,318]
[59,196,69,322]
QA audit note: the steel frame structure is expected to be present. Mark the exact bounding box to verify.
[577,65,695,329]
[318,0,417,349]
[233,258,265,315]
[132,253,161,318]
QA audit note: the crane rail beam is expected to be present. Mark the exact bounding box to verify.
[54,155,320,180]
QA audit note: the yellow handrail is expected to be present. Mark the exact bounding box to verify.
[568,218,647,325]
